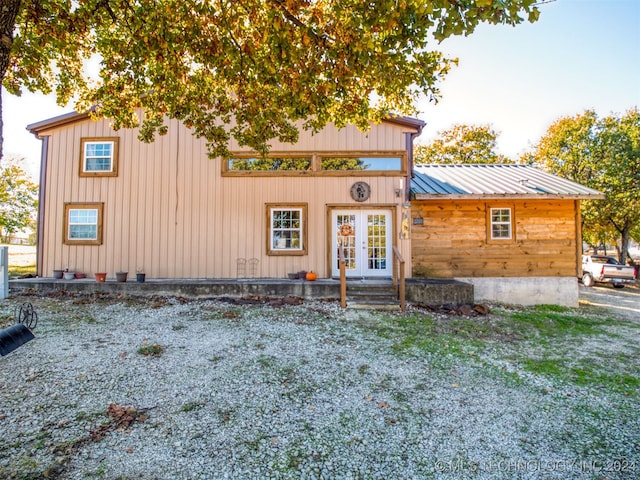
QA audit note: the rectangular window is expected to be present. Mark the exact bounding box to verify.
[80,138,118,176]
[63,203,103,245]
[227,157,312,171]
[320,156,403,171]
[488,207,513,241]
[267,204,307,255]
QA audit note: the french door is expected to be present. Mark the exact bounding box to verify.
[331,209,393,278]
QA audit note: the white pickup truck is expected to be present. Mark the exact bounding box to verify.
[581,255,637,288]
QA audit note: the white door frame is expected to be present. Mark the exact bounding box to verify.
[330,208,394,278]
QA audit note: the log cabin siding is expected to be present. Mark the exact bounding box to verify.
[411,199,579,278]
[37,116,413,279]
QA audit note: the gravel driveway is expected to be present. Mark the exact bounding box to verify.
[1,293,638,479]
[579,284,640,321]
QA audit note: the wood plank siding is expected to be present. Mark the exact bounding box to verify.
[36,116,415,279]
[411,199,580,278]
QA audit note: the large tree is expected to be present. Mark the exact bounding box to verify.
[0,155,38,242]
[1,0,540,158]
[530,108,640,264]
[414,123,511,164]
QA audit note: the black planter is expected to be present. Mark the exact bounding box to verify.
[136,273,146,283]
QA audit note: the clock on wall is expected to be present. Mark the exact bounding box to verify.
[350,181,371,202]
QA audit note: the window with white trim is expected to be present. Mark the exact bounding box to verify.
[490,207,512,240]
[267,204,307,255]
[80,138,118,176]
[64,203,103,245]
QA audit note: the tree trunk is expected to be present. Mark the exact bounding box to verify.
[0,0,23,159]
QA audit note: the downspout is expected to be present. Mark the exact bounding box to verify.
[405,129,424,203]
[36,136,49,277]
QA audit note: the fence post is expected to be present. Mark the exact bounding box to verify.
[0,247,8,300]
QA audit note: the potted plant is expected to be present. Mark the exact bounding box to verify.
[95,272,107,282]
[63,270,75,280]
[136,268,146,283]
[115,271,128,282]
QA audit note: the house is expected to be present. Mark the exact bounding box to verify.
[27,112,601,307]
[410,164,604,306]
[27,112,423,283]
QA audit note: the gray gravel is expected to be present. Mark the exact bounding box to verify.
[1,294,638,479]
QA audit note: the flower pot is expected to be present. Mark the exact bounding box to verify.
[297,270,307,280]
[53,269,64,279]
[95,272,107,282]
[63,272,75,280]
[136,273,146,283]
[116,271,128,282]
[74,272,86,279]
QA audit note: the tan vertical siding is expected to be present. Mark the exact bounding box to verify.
[38,116,412,279]
[411,199,579,278]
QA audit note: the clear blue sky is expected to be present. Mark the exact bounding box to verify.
[3,0,639,176]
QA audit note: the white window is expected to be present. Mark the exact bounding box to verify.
[64,203,103,245]
[267,204,307,255]
[490,207,512,240]
[80,138,118,176]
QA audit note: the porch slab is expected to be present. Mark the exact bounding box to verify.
[9,277,474,307]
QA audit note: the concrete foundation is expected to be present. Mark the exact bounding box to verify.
[10,277,474,307]
[455,276,579,307]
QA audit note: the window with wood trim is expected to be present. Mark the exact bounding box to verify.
[487,206,514,242]
[267,204,307,255]
[80,138,118,176]
[223,152,406,176]
[63,203,104,245]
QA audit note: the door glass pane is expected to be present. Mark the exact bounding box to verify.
[367,214,387,270]
[337,215,356,270]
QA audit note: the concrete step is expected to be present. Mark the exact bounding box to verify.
[346,281,399,310]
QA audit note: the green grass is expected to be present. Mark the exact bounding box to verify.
[137,343,165,357]
[366,304,640,397]
[7,264,36,278]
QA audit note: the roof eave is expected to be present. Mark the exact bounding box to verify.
[26,111,90,137]
[412,193,606,201]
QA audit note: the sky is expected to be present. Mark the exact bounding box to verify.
[2,0,640,178]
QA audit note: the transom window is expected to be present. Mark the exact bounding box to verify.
[224,152,405,176]
[320,156,402,171]
[63,203,103,245]
[80,138,118,176]
[228,157,312,171]
[267,204,307,255]
[489,207,513,240]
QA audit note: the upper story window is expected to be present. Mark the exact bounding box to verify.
[63,203,103,245]
[488,206,514,241]
[80,138,118,177]
[228,157,312,171]
[223,152,406,176]
[320,156,403,171]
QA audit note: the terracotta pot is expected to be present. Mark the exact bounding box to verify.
[95,272,107,283]
[116,271,128,282]
[74,272,86,279]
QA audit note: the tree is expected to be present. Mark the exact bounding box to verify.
[414,124,512,164]
[0,155,38,242]
[1,0,540,159]
[530,108,640,264]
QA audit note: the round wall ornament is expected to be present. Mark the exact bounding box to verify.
[350,181,371,202]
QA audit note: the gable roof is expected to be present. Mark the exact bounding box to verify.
[411,164,604,200]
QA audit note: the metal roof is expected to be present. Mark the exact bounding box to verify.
[411,164,604,200]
